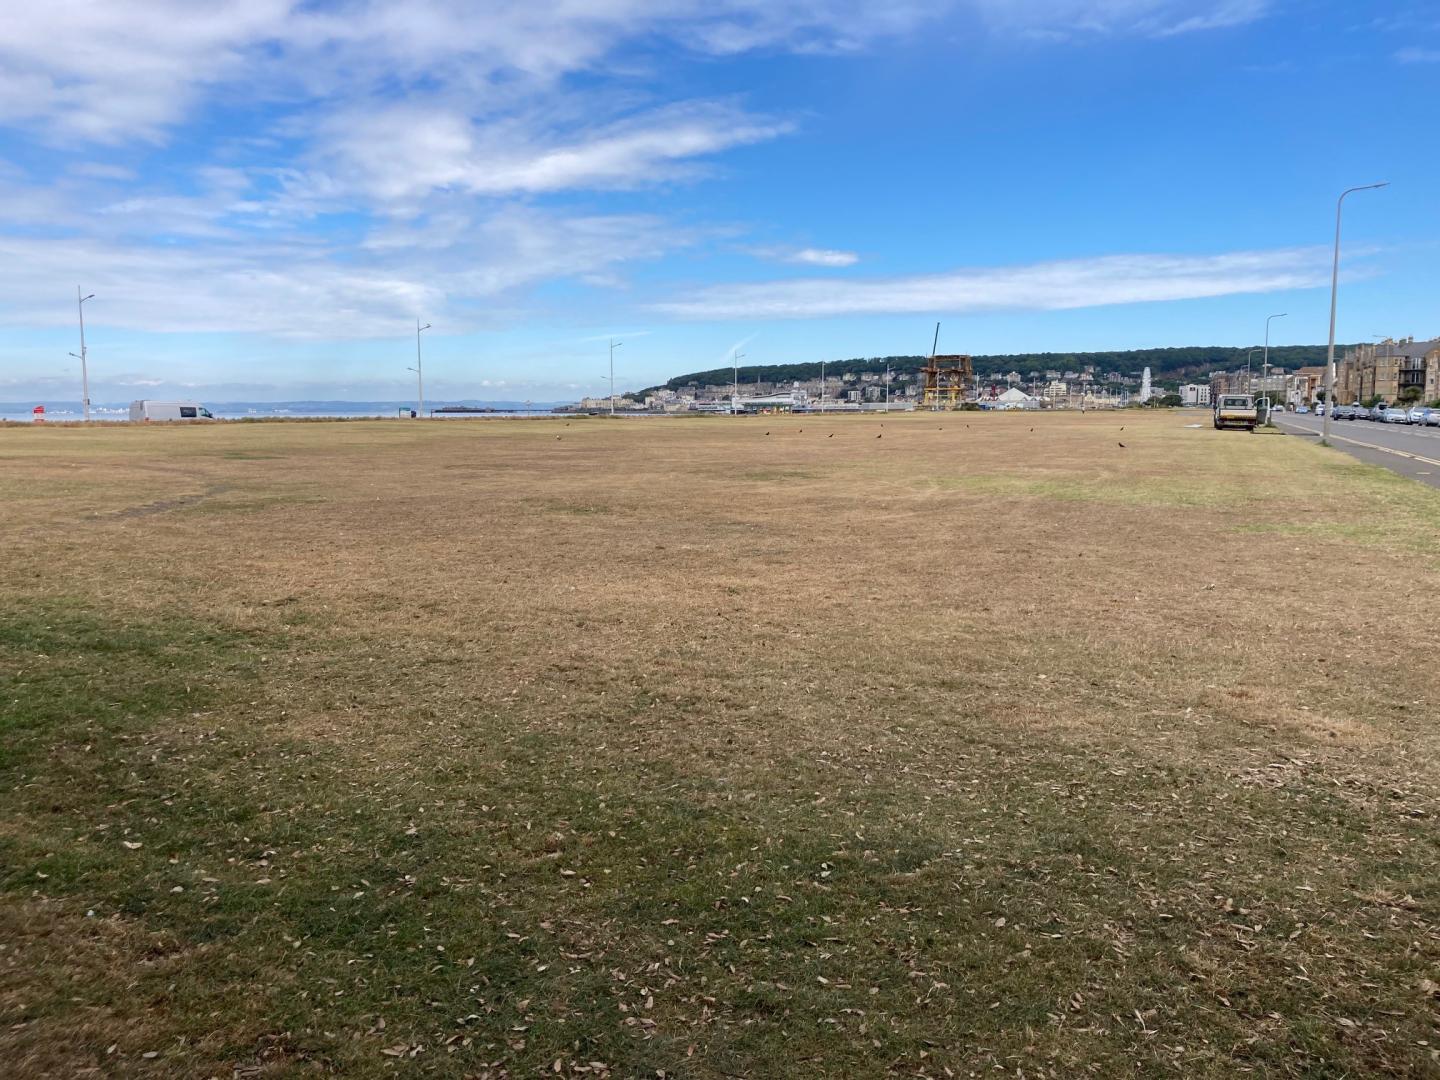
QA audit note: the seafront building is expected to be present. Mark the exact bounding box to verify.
[1334,337,1440,405]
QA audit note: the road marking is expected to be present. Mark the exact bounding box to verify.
[1317,431,1440,470]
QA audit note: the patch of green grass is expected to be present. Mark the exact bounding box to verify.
[0,603,260,772]
[4,604,1436,1076]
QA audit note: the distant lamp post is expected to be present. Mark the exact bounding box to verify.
[820,358,826,413]
[885,360,891,407]
[409,319,431,417]
[1263,312,1287,416]
[731,348,744,414]
[69,288,95,422]
[609,339,623,415]
[1324,182,1388,442]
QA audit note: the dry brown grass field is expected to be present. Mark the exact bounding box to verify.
[1,411,1437,1078]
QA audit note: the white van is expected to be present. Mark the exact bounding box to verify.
[129,400,216,422]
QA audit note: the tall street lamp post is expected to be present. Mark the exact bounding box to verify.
[409,319,431,417]
[1324,182,1388,442]
[609,339,623,415]
[1263,312,1286,417]
[70,288,95,422]
[731,348,744,414]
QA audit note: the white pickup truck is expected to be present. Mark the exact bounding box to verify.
[1213,394,1258,432]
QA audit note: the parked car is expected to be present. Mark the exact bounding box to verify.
[1295,405,1311,414]
[1369,404,1387,421]
[1428,409,1440,428]
[1331,404,1350,420]
[1408,406,1431,425]
[1384,406,1410,424]
[1314,403,1327,416]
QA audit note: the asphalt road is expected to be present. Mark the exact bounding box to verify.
[1272,412,1440,490]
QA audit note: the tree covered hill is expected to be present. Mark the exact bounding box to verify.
[641,345,1343,395]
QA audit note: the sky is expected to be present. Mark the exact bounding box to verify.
[0,0,1436,403]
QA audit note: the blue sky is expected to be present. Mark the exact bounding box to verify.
[1,0,1435,402]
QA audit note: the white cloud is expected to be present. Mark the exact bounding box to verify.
[653,248,1330,319]
[970,0,1267,38]
[316,100,792,202]
[750,245,861,267]
[0,205,688,339]
[0,1,293,143]
[0,1,946,145]
[0,2,1267,148]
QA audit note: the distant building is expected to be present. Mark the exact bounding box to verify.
[1178,383,1211,407]
[1139,367,1153,403]
[1288,368,1322,407]
[993,387,1038,410]
[738,391,808,412]
[1337,337,1440,403]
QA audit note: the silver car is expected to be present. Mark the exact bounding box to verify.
[1384,406,1410,424]
[1408,406,1431,425]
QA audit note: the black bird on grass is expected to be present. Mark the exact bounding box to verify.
[1118,441,1127,448]
[876,434,882,439]
[828,433,834,438]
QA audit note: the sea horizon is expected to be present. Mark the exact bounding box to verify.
[1,399,574,423]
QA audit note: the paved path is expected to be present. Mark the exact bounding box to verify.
[1273,412,1440,490]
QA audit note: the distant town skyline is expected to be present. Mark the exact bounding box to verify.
[1,1,1435,402]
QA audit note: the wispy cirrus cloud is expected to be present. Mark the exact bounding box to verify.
[0,1,945,146]
[0,206,687,338]
[971,0,1268,38]
[315,100,793,202]
[748,245,861,267]
[653,248,1330,320]
[1395,46,1440,63]
[788,248,862,267]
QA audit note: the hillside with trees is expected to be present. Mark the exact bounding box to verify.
[641,345,1342,394]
